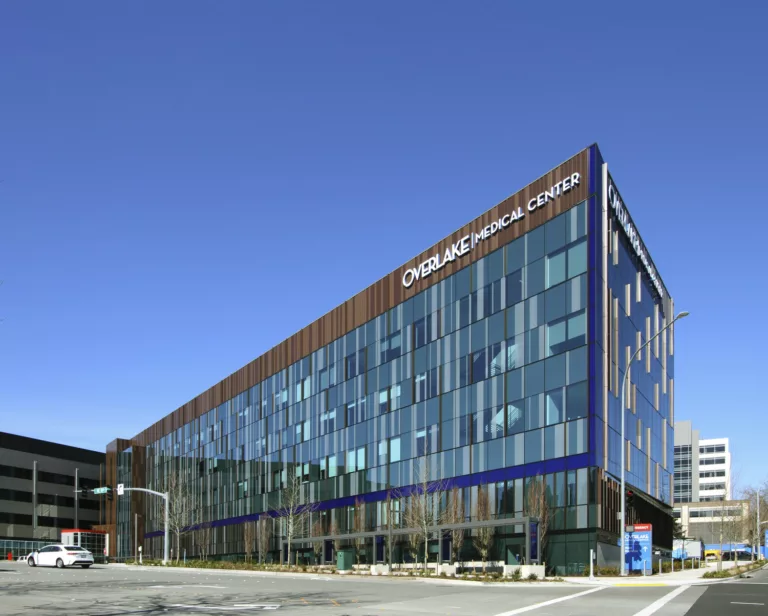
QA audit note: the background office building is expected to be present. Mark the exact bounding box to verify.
[698,438,731,501]
[673,421,743,548]
[673,420,700,503]
[673,421,732,504]
[0,432,106,557]
[674,501,750,546]
[106,144,677,574]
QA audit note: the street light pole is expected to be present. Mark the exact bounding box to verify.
[620,310,689,576]
[118,486,170,565]
[756,491,762,562]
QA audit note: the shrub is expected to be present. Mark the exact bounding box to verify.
[511,568,522,582]
[527,572,538,581]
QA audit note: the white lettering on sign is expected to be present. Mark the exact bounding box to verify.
[527,173,581,211]
[402,174,579,288]
[607,177,664,299]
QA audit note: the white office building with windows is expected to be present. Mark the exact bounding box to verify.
[697,437,731,502]
[674,422,732,504]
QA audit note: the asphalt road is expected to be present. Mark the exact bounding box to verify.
[686,566,768,615]
[0,561,738,616]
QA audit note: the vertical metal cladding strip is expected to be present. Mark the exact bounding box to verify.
[587,145,601,467]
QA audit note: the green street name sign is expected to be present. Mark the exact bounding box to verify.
[93,487,110,495]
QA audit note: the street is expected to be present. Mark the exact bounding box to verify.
[685,566,768,615]
[3,562,765,616]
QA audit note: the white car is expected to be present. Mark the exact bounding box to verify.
[28,545,94,568]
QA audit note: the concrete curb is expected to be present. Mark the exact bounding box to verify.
[118,564,582,587]
[562,563,768,587]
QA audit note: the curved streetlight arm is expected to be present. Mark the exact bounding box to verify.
[620,310,689,576]
[119,487,170,566]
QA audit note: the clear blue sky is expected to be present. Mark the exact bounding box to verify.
[1,2,766,489]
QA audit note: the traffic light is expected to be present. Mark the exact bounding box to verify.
[80,488,89,498]
[107,485,113,501]
[626,489,635,507]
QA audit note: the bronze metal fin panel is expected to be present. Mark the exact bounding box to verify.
[129,148,590,447]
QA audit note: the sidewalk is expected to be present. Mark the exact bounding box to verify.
[564,560,765,587]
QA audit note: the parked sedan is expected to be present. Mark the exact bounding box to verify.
[28,545,94,568]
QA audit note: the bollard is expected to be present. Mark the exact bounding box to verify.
[589,549,595,580]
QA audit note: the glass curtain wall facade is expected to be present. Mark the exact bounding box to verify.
[108,145,676,573]
[116,448,132,561]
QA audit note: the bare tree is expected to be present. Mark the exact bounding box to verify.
[195,522,212,561]
[384,490,397,567]
[526,475,550,565]
[311,518,324,565]
[243,521,255,563]
[440,487,464,564]
[353,497,366,566]
[161,473,197,563]
[741,482,768,562]
[401,504,421,567]
[329,519,341,555]
[256,517,272,565]
[401,457,446,572]
[193,524,204,560]
[272,471,317,567]
[472,485,494,572]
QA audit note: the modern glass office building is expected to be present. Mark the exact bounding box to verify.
[106,144,677,573]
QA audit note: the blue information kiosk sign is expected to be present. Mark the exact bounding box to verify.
[624,523,653,573]
[530,522,539,562]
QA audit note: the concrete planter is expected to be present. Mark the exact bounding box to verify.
[369,564,390,576]
[503,564,545,578]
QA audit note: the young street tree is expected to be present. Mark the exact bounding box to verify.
[440,487,465,564]
[311,518,324,565]
[472,484,494,572]
[161,473,197,563]
[353,497,366,566]
[272,470,317,567]
[401,457,447,572]
[526,475,550,565]
[256,517,272,564]
[194,521,211,561]
[384,490,399,567]
[243,521,255,563]
[329,519,341,556]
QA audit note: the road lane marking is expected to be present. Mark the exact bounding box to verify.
[731,602,765,605]
[149,584,226,589]
[171,605,280,611]
[632,585,690,616]
[492,586,604,615]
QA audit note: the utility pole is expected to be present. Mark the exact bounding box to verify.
[32,460,38,532]
[75,467,79,529]
[135,513,138,563]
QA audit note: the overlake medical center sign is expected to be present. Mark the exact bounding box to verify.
[605,170,665,299]
[402,173,582,289]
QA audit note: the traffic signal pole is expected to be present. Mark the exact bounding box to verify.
[117,486,170,565]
